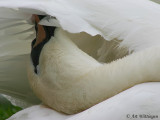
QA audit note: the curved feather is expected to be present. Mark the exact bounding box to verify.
[7,83,160,120]
[0,55,40,106]
[0,8,40,105]
[0,0,160,52]
[0,8,35,56]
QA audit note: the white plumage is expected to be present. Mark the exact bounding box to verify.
[7,83,160,120]
[0,0,160,119]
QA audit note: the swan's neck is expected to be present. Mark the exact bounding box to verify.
[38,28,101,86]
[28,28,160,114]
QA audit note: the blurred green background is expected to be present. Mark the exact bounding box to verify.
[0,95,22,120]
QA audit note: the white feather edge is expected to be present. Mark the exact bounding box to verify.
[0,0,160,52]
[7,83,160,120]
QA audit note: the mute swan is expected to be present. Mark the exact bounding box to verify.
[0,0,160,118]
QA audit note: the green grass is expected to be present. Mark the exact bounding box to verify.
[0,95,22,120]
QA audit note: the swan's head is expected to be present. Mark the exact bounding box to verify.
[31,15,56,73]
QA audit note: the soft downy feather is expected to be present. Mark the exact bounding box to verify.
[7,83,160,120]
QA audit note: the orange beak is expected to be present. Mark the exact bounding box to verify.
[32,14,46,48]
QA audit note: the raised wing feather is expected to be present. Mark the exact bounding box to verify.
[0,8,40,105]
[1,0,160,52]
[0,8,35,56]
